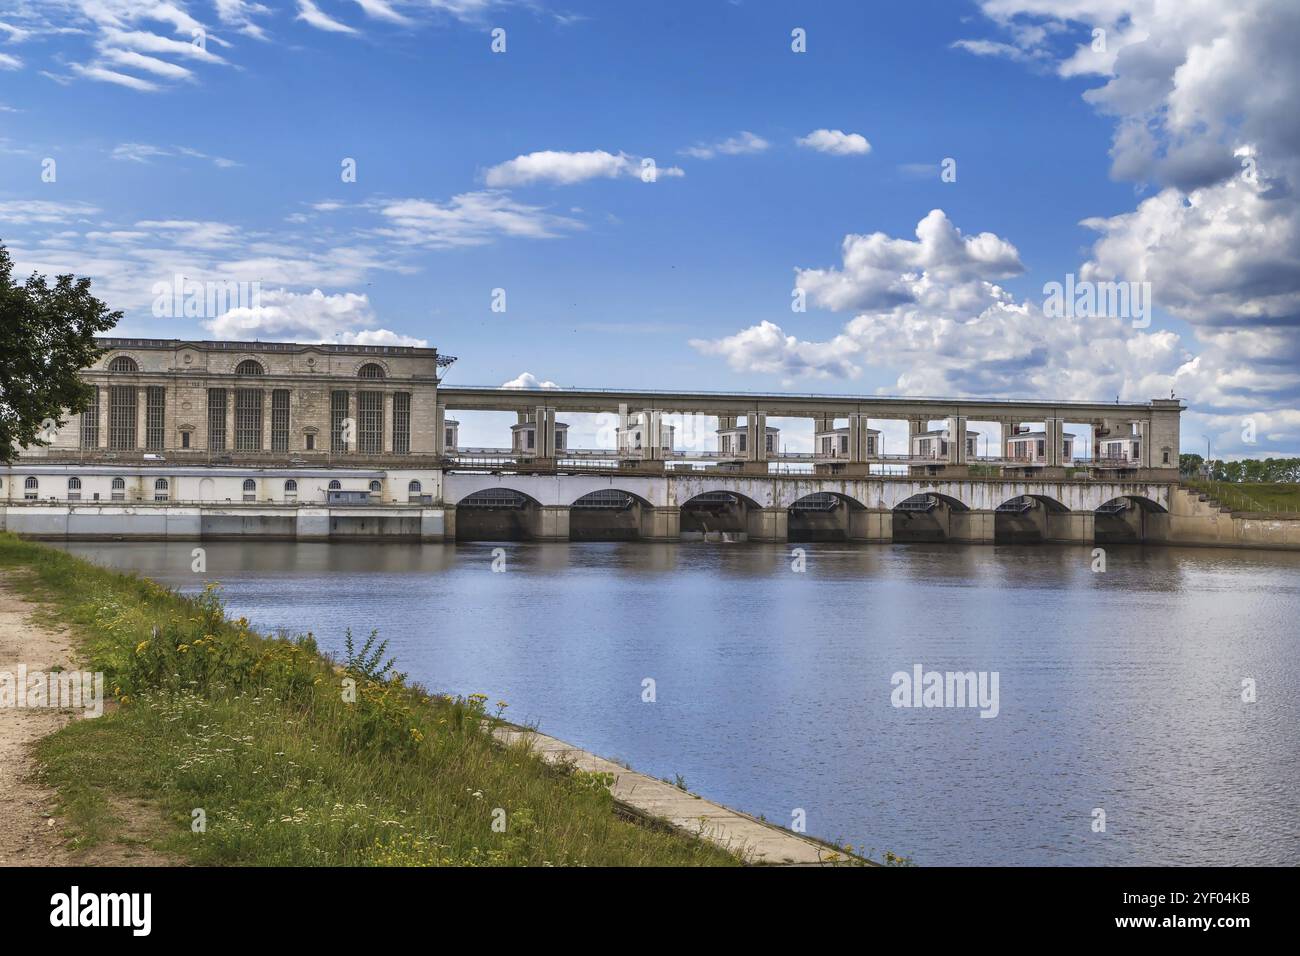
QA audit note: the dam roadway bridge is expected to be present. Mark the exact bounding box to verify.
[443,471,1173,544]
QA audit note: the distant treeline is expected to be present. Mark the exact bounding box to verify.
[1179,454,1300,483]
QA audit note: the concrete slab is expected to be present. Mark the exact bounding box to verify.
[493,726,867,866]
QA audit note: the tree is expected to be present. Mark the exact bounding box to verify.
[0,241,119,462]
[1179,453,1204,476]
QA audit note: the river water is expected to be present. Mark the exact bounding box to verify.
[53,539,1300,866]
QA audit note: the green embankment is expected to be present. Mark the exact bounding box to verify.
[1181,479,1300,514]
[0,533,737,866]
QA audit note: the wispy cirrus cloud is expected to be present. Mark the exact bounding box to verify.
[678,131,769,160]
[111,142,241,168]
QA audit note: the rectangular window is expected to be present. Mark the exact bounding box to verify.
[920,439,931,457]
[331,391,349,452]
[444,427,453,449]
[839,435,848,454]
[80,386,100,449]
[207,389,227,451]
[181,431,191,449]
[146,386,165,450]
[108,386,137,450]
[271,389,290,452]
[393,392,410,455]
[867,437,876,455]
[766,433,775,453]
[306,433,315,451]
[1132,442,1141,460]
[738,433,747,452]
[358,391,383,454]
[1036,439,1046,458]
[235,389,263,451]
[526,430,535,450]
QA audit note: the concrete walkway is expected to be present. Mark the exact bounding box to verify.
[494,725,866,866]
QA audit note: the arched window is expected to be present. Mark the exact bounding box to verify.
[242,479,256,491]
[108,356,138,373]
[67,476,81,501]
[284,479,298,493]
[24,476,38,499]
[153,478,169,501]
[357,363,385,379]
[235,360,265,375]
[408,480,421,493]
[368,480,381,493]
[328,480,342,491]
[111,476,125,501]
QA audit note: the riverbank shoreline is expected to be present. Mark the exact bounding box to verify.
[0,533,869,867]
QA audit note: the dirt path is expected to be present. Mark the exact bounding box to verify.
[0,575,172,866]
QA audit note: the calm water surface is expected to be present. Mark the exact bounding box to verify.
[54,539,1300,866]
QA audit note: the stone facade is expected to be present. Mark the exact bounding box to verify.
[27,338,447,461]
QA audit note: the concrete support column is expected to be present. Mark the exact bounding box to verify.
[98,388,110,449]
[640,505,680,541]
[1000,421,1014,459]
[947,415,968,464]
[434,403,447,457]
[383,392,395,454]
[1046,510,1095,544]
[534,405,557,460]
[348,390,358,454]
[1138,419,1151,468]
[848,413,864,463]
[261,388,272,452]
[746,506,787,542]
[948,510,996,544]
[643,409,663,461]
[848,509,893,542]
[748,412,767,462]
[1045,417,1064,467]
[136,387,149,449]
[531,504,569,540]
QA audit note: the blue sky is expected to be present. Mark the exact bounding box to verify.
[2,1,1299,457]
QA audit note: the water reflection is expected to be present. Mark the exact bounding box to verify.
[51,539,1300,866]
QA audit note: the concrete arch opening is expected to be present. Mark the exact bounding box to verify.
[994,494,1070,543]
[789,492,868,542]
[1095,495,1168,544]
[569,489,654,541]
[455,487,550,541]
[680,490,777,541]
[893,492,969,543]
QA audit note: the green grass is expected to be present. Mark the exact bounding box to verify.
[0,533,739,866]
[1181,479,1300,514]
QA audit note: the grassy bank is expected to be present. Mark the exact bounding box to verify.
[0,533,738,866]
[1182,479,1300,514]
